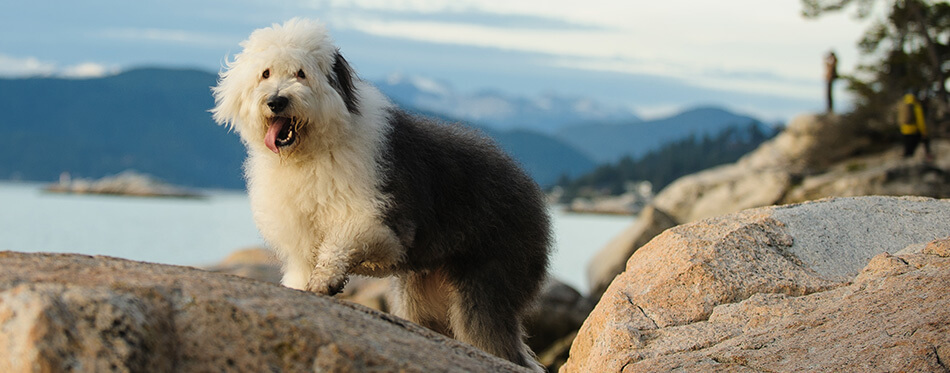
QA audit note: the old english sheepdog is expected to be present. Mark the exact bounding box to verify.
[212,18,550,370]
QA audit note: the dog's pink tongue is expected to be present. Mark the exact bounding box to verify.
[264,117,289,154]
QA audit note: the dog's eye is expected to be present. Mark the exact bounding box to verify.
[296,69,306,79]
[262,69,270,79]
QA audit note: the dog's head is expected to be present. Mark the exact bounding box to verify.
[212,18,360,155]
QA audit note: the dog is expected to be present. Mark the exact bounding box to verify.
[211,18,550,370]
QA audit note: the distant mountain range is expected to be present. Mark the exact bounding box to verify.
[376,73,773,163]
[0,68,246,189]
[0,68,595,189]
[389,105,597,188]
[556,107,772,163]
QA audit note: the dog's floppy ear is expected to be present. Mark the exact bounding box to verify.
[328,50,360,115]
[211,64,247,131]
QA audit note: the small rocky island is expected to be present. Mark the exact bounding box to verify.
[44,170,204,199]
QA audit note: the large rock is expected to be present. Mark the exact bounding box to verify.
[562,196,950,372]
[0,252,527,372]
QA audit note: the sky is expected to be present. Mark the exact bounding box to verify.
[0,0,880,122]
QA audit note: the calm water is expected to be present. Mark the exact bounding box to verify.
[0,182,633,293]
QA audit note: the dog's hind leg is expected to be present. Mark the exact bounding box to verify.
[392,270,453,336]
[446,268,543,372]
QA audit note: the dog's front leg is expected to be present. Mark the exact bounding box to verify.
[305,223,403,295]
[305,244,353,295]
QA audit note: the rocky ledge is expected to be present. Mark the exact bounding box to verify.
[562,196,950,372]
[0,252,527,372]
[205,248,594,372]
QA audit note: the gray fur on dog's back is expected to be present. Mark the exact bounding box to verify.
[382,109,550,269]
[382,109,550,275]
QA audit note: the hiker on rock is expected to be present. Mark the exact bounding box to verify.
[825,51,838,113]
[897,92,934,161]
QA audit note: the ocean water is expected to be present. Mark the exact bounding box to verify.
[0,182,633,293]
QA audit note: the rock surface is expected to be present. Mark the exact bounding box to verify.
[562,196,950,372]
[0,252,527,372]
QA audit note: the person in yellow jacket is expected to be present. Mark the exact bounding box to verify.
[897,92,934,160]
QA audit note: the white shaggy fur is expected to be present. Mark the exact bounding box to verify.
[212,19,401,291]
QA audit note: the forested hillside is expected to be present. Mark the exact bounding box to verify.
[553,122,776,201]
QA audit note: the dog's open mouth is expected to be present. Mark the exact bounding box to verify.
[264,117,298,154]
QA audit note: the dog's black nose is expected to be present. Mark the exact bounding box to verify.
[267,96,289,113]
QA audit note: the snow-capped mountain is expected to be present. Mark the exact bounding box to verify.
[374,73,641,133]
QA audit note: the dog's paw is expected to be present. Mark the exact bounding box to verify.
[306,271,348,296]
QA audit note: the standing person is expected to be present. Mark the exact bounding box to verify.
[825,51,838,113]
[897,92,934,161]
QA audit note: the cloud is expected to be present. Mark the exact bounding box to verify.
[334,14,825,100]
[322,0,872,102]
[0,55,57,77]
[60,63,118,79]
[98,28,234,47]
[322,5,604,31]
[321,0,629,26]
[333,16,620,58]
[0,54,116,79]
[552,56,821,101]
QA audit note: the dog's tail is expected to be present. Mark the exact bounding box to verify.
[518,342,545,373]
